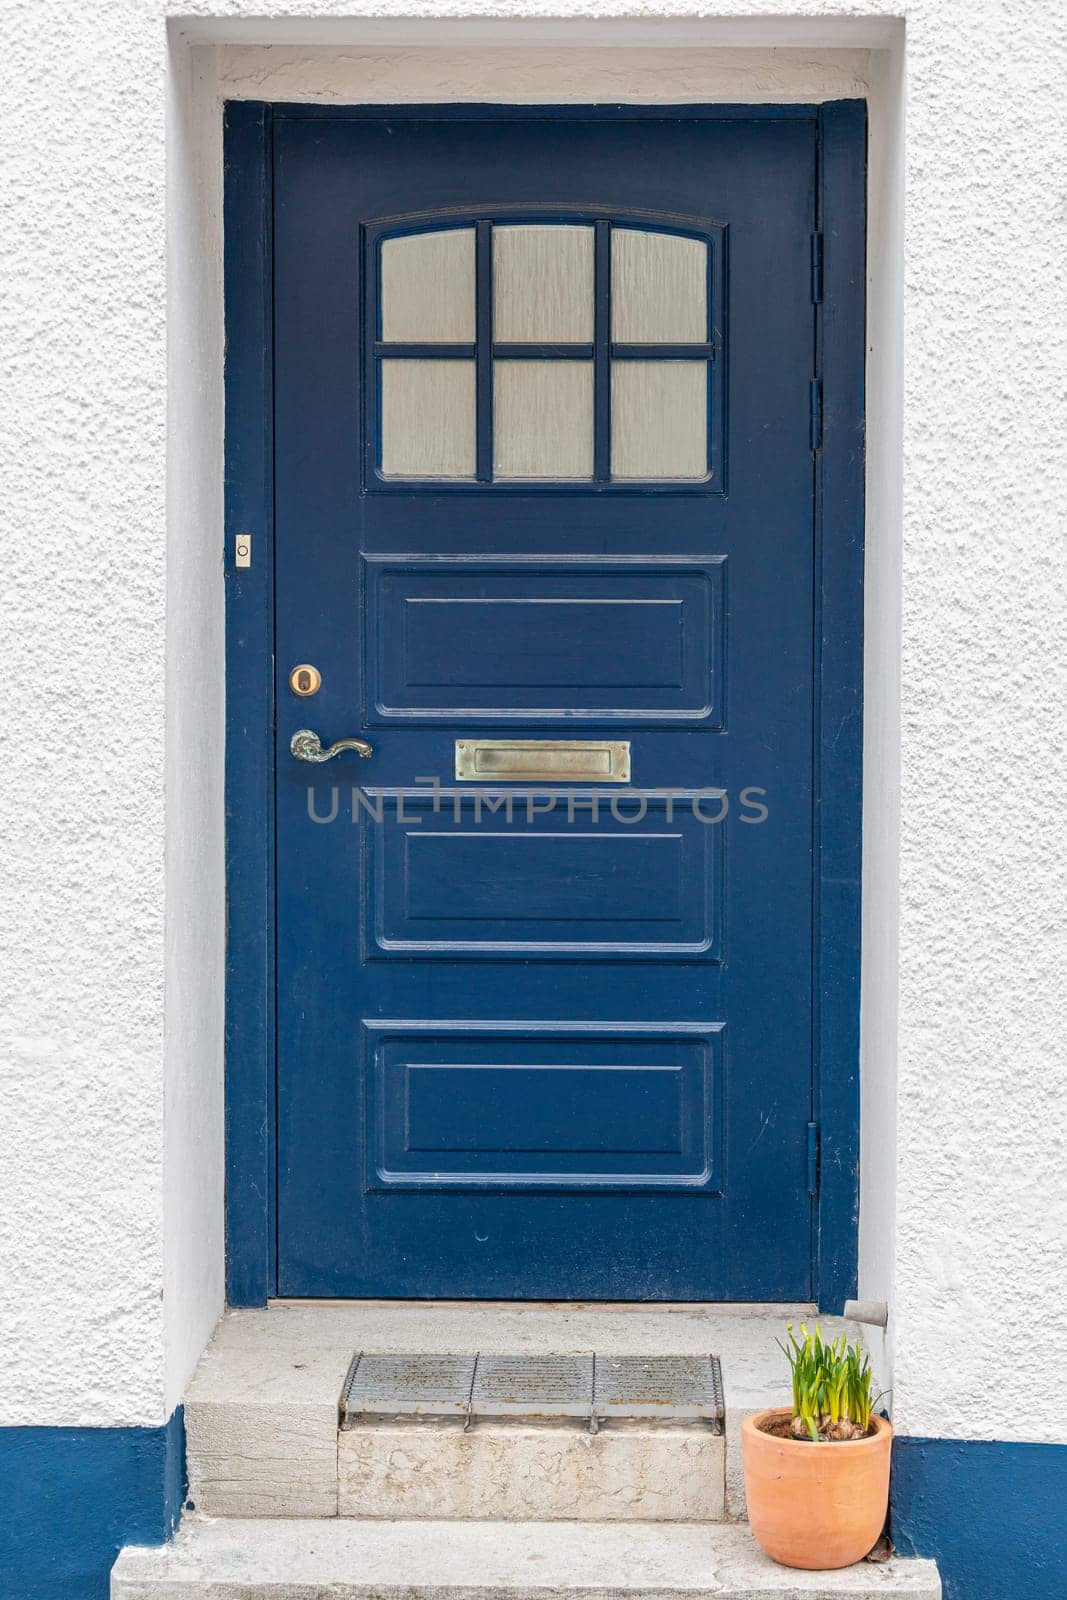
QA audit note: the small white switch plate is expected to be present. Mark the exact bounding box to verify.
[235,533,251,569]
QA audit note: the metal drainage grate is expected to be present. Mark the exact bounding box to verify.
[471,1353,594,1418]
[340,1352,723,1433]
[341,1353,476,1418]
[592,1355,725,1422]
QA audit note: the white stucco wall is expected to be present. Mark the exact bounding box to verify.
[0,0,168,1426]
[0,3,1063,1445]
[162,35,227,1424]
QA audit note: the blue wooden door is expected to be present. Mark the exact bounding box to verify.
[274,111,818,1298]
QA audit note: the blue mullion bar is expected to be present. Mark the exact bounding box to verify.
[493,342,595,360]
[476,221,493,482]
[611,343,716,360]
[374,342,474,359]
[594,220,612,482]
[377,343,600,360]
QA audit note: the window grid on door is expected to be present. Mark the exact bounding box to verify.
[370,215,723,489]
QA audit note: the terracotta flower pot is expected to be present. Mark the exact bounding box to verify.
[741,1409,892,1570]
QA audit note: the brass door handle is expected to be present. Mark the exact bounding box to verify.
[290,729,374,763]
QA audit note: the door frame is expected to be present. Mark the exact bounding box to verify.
[222,99,867,1311]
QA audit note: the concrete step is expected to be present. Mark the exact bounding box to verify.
[183,1303,884,1523]
[338,1416,725,1521]
[112,1517,940,1600]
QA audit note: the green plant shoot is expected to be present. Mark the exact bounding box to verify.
[776,1323,878,1442]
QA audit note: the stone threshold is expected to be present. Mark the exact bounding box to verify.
[112,1517,941,1599]
[183,1302,881,1524]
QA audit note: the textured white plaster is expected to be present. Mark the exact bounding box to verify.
[882,5,1067,1444]
[0,0,168,1426]
[0,8,227,1426]
[216,43,871,102]
[1,1,1064,1451]
[162,27,227,1422]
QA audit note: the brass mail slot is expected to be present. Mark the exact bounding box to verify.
[455,739,631,783]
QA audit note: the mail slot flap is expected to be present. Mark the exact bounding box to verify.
[455,739,631,782]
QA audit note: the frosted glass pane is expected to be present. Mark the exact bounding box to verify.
[611,230,707,343]
[493,226,595,342]
[380,361,476,478]
[381,229,475,342]
[494,362,594,479]
[611,362,708,480]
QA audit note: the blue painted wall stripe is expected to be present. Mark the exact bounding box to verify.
[3,1411,1062,1596]
[0,1409,185,1600]
[892,1436,1067,1600]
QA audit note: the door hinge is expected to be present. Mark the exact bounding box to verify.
[806,1122,820,1195]
[811,231,824,303]
[810,379,823,452]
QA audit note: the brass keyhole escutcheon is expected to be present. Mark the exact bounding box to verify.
[288,663,322,698]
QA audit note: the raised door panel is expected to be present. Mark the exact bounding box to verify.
[364,1023,722,1193]
[364,558,724,724]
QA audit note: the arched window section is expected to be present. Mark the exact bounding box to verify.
[366,211,725,491]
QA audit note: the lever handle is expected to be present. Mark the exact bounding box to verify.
[290,729,374,763]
